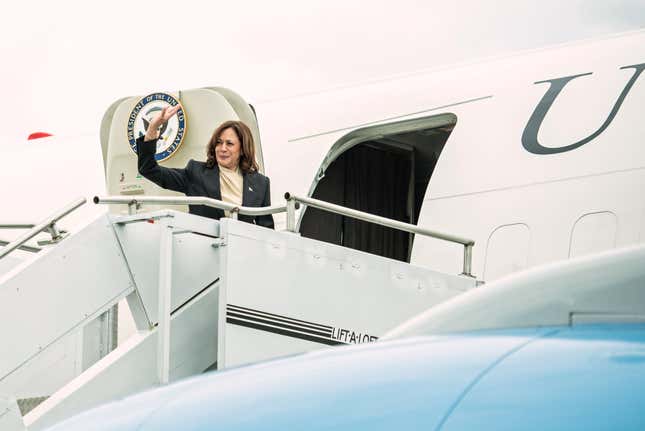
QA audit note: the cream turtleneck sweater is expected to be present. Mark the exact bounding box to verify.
[219,164,243,215]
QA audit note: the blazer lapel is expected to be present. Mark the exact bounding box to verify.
[242,172,259,207]
[242,173,251,207]
[203,164,222,200]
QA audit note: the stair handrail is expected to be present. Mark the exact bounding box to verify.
[0,224,36,229]
[93,194,475,276]
[0,225,41,254]
[0,197,86,259]
[93,195,289,217]
[284,193,475,277]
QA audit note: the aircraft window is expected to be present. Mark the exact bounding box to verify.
[569,211,617,258]
[483,223,530,281]
[299,115,455,263]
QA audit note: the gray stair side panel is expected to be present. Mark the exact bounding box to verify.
[25,283,219,431]
[219,219,475,367]
[0,215,134,382]
[112,217,221,326]
[0,331,80,401]
[167,283,219,381]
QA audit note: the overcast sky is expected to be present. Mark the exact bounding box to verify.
[1,0,644,144]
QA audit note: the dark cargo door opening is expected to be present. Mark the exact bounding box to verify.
[299,115,456,262]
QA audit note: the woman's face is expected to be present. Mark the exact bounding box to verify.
[215,127,241,169]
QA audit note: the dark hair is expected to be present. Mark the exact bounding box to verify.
[205,120,259,173]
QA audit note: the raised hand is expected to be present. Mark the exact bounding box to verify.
[144,105,181,141]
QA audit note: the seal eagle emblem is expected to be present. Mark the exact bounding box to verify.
[127,92,187,161]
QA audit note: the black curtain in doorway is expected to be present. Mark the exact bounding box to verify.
[300,143,413,262]
[342,145,411,262]
[298,156,346,247]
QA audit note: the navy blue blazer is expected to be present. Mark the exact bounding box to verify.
[136,137,274,229]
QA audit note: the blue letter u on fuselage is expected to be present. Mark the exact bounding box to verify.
[522,63,645,155]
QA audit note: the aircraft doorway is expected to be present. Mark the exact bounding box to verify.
[299,114,456,262]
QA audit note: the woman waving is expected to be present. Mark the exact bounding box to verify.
[136,106,274,229]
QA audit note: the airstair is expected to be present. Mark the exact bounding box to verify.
[0,194,476,430]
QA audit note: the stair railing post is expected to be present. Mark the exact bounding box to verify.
[286,195,297,232]
[462,244,474,278]
[157,224,173,385]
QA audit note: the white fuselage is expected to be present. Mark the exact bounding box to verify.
[254,31,645,281]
